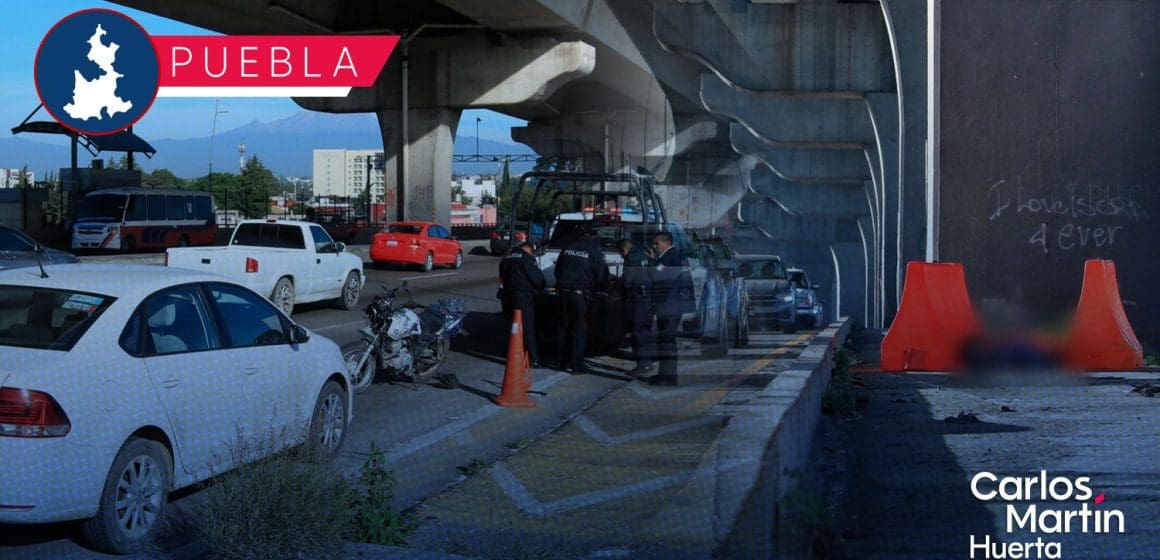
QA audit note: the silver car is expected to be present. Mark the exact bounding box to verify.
[0,225,79,272]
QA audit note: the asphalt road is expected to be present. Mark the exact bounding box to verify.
[0,247,814,559]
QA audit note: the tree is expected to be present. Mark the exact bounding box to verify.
[16,165,30,189]
[237,155,277,219]
[143,168,185,189]
[107,154,141,171]
[451,182,466,203]
[42,185,68,225]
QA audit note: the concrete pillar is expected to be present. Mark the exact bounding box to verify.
[866,93,900,322]
[880,0,929,325]
[377,108,461,226]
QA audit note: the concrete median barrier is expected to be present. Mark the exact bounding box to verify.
[715,319,852,558]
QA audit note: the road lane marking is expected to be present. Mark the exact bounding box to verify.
[490,462,686,517]
[312,319,367,333]
[573,414,724,446]
[399,272,459,281]
[678,332,813,415]
[490,456,762,518]
[384,371,568,463]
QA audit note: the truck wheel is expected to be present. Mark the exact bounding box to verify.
[120,236,136,254]
[421,253,434,273]
[272,277,295,316]
[336,271,361,310]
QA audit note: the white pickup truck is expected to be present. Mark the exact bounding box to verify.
[166,220,365,315]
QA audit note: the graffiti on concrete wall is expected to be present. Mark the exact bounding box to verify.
[985,177,1155,254]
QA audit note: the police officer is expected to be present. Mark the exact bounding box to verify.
[647,231,695,386]
[499,241,546,367]
[619,238,655,376]
[553,227,608,373]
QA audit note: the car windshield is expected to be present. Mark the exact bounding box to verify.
[547,220,624,251]
[0,228,34,252]
[741,259,788,280]
[386,224,422,234]
[75,194,127,222]
[704,239,732,260]
[0,286,115,351]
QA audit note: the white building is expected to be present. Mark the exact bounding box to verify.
[0,169,35,189]
[312,150,386,201]
[453,175,497,202]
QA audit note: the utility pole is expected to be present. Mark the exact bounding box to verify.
[208,100,228,221]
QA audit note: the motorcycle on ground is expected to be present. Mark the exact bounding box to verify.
[342,281,468,393]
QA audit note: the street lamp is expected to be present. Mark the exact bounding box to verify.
[207,100,228,221]
[475,116,481,158]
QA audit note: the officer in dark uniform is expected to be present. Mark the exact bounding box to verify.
[647,231,695,386]
[553,227,608,373]
[619,238,655,376]
[499,241,546,367]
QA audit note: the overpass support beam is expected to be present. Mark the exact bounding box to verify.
[295,40,597,224]
[375,108,461,226]
[880,0,929,322]
[730,125,869,185]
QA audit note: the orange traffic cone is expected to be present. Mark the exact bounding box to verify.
[494,309,537,408]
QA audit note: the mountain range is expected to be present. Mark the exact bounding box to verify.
[1,111,537,179]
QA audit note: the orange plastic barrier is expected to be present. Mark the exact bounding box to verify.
[881,262,979,372]
[494,309,537,408]
[1062,260,1144,371]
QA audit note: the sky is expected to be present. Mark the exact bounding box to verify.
[0,0,524,144]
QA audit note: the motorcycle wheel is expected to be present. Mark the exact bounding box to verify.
[412,337,450,380]
[342,341,377,394]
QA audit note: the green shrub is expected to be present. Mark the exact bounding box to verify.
[350,443,413,546]
[823,348,858,415]
[198,429,356,560]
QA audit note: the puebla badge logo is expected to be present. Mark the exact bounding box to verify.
[34,9,159,136]
[33,9,397,137]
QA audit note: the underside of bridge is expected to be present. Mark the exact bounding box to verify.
[116,0,1160,347]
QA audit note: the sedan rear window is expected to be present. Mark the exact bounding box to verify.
[0,287,114,351]
[386,224,422,234]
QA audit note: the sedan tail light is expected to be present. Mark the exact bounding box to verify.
[515,232,528,242]
[411,239,422,247]
[0,387,71,438]
[245,257,259,273]
[491,231,501,240]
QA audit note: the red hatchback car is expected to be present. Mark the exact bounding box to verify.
[370,222,463,272]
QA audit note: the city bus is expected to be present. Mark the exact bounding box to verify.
[71,188,217,252]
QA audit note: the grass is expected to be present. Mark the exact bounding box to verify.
[197,427,356,560]
[779,483,846,559]
[197,429,412,559]
[506,437,532,450]
[822,347,859,416]
[458,457,489,476]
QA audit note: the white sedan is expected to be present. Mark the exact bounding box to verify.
[0,264,352,554]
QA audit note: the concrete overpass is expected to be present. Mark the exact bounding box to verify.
[112,0,1160,347]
